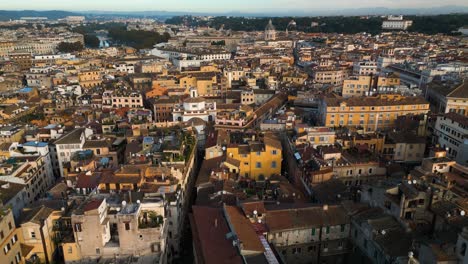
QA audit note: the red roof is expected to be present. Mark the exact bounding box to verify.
[191,206,242,264]
[83,199,103,212]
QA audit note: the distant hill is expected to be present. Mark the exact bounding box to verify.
[0,10,80,21]
[82,5,468,18]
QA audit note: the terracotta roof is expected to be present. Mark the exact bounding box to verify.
[224,205,265,253]
[241,201,267,217]
[442,112,468,127]
[265,205,349,232]
[191,206,243,264]
[324,95,428,107]
[83,199,103,212]
[447,81,468,98]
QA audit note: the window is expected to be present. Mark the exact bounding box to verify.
[326,226,330,234]
[4,243,10,254]
[256,162,262,168]
[125,222,130,230]
[11,234,17,245]
[308,245,316,252]
[68,246,73,254]
[73,223,82,232]
[0,231,3,239]
[340,224,345,232]
[292,247,302,254]
[30,231,36,238]
[312,228,316,236]
[323,242,328,250]
[271,161,277,168]
[278,232,282,238]
[271,150,277,155]
[8,222,11,230]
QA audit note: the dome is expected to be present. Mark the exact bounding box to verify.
[265,20,275,31]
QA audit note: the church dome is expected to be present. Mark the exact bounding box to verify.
[265,19,275,31]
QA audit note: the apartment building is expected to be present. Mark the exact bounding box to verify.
[312,68,345,85]
[0,126,24,143]
[78,69,102,89]
[0,208,23,264]
[68,198,167,263]
[426,81,468,116]
[225,134,282,180]
[353,61,378,76]
[265,205,350,264]
[19,206,57,264]
[152,97,179,122]
[294,126,336,147]
[434,112,468,166]
[102,90,144,109]
[351,207,413,264]
[319,94,430,132]
[54,128,92,178]
[179,72,217,96]
[0,155,55,206]
[342,75,373,98]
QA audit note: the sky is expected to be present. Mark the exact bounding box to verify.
[2,0,467,12]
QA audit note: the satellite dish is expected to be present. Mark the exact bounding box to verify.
[253,210,258,215]
[136,200,141,204]
[122,201,127,206]
[461,210,466,216]
[412,180,417,184]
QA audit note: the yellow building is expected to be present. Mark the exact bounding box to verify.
[179,72,217,96]
[0,208,24,264]
[78,69,102,89]
[336,133,386,153]
[225,134,282,180]
[281,72,307,85]
[19,206,57,264]
[375,74,400,87]
[320,94,430,132]
[342,75,372,98]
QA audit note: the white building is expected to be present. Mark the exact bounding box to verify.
[382,15,413,30]
[434,112,468,166]
[54,128,93,178]
[172,88,216,122]
[353,61,378,76]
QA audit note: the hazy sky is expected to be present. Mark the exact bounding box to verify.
[2,0,467,12]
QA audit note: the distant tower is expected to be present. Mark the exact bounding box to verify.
[265,19,276,41]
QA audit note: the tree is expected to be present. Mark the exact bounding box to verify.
[84,34,100,48]
[57,41,84,53]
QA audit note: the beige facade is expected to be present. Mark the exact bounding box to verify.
[313,68,345,85]
[0,209,24,264]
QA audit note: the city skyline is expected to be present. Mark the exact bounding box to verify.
[1,0,467,12]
